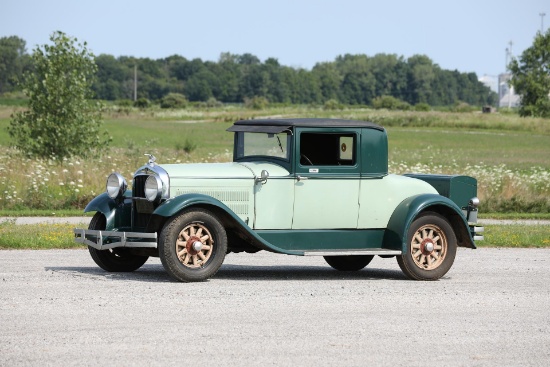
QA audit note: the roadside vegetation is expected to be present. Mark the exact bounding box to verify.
[0,221,547,249]
[0,104,549,214]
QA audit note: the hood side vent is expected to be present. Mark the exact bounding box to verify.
[176,188,250,215]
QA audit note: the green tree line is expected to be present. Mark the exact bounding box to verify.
[1,35,497,107]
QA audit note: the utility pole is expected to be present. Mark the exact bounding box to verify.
[540,12,546,33]
[133,65,137,101]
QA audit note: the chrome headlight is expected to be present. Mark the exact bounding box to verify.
[144,175,162,202]
[106,173,127,200]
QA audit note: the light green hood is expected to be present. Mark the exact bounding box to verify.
[159,162,290,179]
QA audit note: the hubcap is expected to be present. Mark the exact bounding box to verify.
[410,224,447,270]
[175,223,214,268]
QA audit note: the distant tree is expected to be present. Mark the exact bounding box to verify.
[509,29,550,118]
[0,36,30,93]
[407,55,435,104]
[312,62,340,101]
[8,31,109,160]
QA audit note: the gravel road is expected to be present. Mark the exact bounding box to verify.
[0,248,549,366]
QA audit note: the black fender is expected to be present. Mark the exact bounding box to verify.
[149,193,303,255]
[383,194,475,252]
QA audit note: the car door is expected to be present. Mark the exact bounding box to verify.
[292,128,361,229]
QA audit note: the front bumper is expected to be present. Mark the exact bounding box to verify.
[74,228,157,250]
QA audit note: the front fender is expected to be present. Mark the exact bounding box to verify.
[149,193,302,255]
[83,192,131,230]
[152,193,237,219]
[383,194,475,252]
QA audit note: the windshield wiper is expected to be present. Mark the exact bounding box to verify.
[276,135,284,153]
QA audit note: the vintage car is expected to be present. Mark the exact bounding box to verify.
[74,118,484,281]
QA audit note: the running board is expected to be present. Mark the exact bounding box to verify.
[303,249,402,256]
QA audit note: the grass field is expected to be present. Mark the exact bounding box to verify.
[1,105,549,214]
[0,103,549,249]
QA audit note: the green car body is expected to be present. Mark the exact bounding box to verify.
[75,118,483,281]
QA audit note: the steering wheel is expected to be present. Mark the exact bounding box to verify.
[300,154,313,165]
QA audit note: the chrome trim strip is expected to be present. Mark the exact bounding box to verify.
[474,235,484,241]
[303,249,402,256]
[169,176,256,180]
[74,228,157,250]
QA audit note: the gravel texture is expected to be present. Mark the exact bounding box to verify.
[1,248,549,366]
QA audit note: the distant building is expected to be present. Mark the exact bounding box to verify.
[498,73,520,108]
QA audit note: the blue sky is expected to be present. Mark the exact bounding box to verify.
[2,0,548,85]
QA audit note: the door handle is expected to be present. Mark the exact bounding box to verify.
[296,175,308,182]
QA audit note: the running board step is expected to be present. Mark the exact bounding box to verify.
[303,249,402,256]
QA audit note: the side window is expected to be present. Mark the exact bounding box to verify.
[300,133,356,166]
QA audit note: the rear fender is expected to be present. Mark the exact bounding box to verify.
[383,194,475,252]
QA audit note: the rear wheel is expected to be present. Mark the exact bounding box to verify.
[397,212,457,280]
[159,208,227,282]
[324,255,374,271]
[87,212,149,272]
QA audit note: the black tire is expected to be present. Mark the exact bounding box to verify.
[87,212,149,272]
[159,208,227,282]
[397,212,457,281]
[324,255,374,271]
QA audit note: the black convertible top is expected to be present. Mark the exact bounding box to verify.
[227,118,384,133]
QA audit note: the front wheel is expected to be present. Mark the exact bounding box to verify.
[87,212,149,272]
[397,212,457,280]
[324,255,374,271]
[159,208,227,282]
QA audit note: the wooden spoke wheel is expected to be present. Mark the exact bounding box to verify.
[397,212,457,281]
[159,209,227,282]
[176,222,214,268]
[410,223,447,270]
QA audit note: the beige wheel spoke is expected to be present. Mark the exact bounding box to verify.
[419,254,426,265]
[197,252,206,261]
[200,235,210,242]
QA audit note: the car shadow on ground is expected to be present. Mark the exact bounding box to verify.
[45,263,407,282]
[216,264,407,281]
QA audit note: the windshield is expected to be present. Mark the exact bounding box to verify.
[236,132,291,160]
